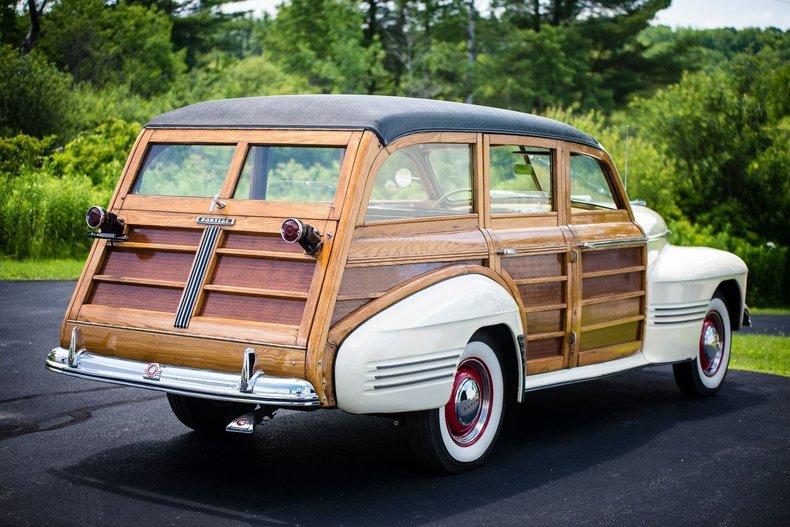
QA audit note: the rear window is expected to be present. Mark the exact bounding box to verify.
[132,144,235,197]
[131,144,345,202]
[233,146,344,202]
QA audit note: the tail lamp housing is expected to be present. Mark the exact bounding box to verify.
[86,206,125,237]
[280,218,322,256]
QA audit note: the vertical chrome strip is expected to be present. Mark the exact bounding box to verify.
[173,225,220,328]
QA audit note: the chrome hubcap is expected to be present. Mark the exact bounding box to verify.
[455,378,481,426]
[445,358,493,446]
[699,311,725,377]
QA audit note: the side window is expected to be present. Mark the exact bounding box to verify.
[489,145,553,214]
[569,153,618,211]
[365,143,473,222]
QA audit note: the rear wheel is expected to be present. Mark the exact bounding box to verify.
[167,393,255,433]
[673,296,732,397]
[408,335,505,473]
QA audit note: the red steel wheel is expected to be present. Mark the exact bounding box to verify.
[444,358,493,446]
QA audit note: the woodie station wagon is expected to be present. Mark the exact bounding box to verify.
[46,95,750,472]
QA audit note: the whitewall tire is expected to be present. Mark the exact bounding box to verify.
[673,296,732,397]
[408,334,505,473]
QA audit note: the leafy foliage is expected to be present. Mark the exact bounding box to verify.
[38,0,186,96]
[0,1,787,305]
[0,45,73,137]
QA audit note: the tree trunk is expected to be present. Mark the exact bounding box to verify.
[465,0,476,103]
[22,0,46,53]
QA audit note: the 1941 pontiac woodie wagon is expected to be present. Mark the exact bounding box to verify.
[47,95,750,472]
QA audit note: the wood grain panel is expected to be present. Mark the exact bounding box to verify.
[527,355,565,375]
[582,271,642,299]
[527,337,563,360]
[577,340,641,366]
[526,309,564,334]
[222,232,303,253]
[62,321,305,376]
[581,297,642,328]
[331,299,369,325]
[200,292,306,324]
[88,282,182,313]
[347,228,488,265]
[501,252,564,279]
[582,247,642,273]
[580,321,640,351]
[210,255,315,292]
[127,227,202,246]
[99,249,194,282]
[339,261,473,297]
[518,281,565,307]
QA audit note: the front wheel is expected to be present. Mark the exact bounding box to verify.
[408,335,505,473]
[673,296,732,397]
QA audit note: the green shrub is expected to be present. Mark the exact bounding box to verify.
[0,134,55,176]
[48,118,140,189]
[669,219,789,308]
[0,45,74,138]
[0,171,109,259]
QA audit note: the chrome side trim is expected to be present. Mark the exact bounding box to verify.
[646,230,671,241]
[649,301,709,326]
[45,347,320,407]
[174,225,220,328]
[578,236,647,250]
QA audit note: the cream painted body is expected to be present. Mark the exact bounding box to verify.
[634,205,747,364]
[334,274,523,415]
[335,207,747,415]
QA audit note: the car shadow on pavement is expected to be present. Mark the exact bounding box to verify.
[48,368,767,526]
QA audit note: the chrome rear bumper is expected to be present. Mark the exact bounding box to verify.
[45,347,320,407]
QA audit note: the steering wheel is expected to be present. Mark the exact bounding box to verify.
[431,187,472,208]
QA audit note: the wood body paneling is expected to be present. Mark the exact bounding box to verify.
[62,125,649,408]
[64,129,362,380]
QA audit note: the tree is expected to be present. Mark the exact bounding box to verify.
[265,0,388,93]
[632,47,790,245]
[38,0,185,96]
[0,44,73,137]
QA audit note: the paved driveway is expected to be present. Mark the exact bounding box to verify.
[1,281,788,526]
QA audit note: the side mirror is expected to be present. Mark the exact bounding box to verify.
[394,168,414,188]
[513,164,531,175]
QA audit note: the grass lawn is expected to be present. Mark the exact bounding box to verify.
[749,307,790,316]
[0,258,83,280]
[731,334,790,376]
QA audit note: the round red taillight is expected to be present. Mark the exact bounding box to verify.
[280,218,304,243]
[86,206,106,229]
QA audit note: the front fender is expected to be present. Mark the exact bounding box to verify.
[644,245,747,363]
[334,274,523,414]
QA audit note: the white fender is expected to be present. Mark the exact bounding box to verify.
[334,274,523,415]
[643,245,747,363]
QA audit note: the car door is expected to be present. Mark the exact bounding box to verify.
[482,134,574,375]
[564,143,647,367]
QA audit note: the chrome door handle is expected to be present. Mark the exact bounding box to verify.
[496,248,517,256]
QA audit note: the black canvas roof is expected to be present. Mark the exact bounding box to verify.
[146,94,600,148]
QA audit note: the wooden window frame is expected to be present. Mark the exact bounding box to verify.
[563,142,635,224]
[118,129,360,221]
[356,132,480,227]
[485,134,561,229]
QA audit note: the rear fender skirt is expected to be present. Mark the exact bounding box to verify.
[333,273,523,415]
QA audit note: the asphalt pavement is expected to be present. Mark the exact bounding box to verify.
[1,281,789,527]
